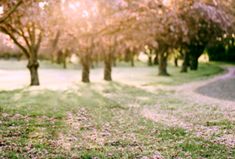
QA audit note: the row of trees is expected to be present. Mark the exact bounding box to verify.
[0,0,234,86]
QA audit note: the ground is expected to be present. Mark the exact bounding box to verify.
[0,60,234,159]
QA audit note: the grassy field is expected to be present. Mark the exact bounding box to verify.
[142,62,224,86]
[0,61,234,159]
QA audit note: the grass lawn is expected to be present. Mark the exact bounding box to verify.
[143,62,224,86]
[0,61,234,159]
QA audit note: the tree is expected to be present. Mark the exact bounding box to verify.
[99,36,117,81]
[0,1,46,86]
[179,1,233,71]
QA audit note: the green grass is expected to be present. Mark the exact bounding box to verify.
[145,63,224,86]
[0,60,233,158]
[0,81,234,158]
[206,120,235,129]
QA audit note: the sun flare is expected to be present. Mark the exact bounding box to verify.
[0,6,4,14]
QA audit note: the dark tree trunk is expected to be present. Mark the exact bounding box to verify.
[56,50,64,65]
[154,53,159,65]
[189,45,206,71]
[130,52,135,67]
[174,58,178,67]
[148,55,153,66]
[62,49,69,69]
[158,52,169,76]
[63,58,67,69]
[104,53,112,81]
[27,60,40,86]
[181,51,189,73]
[189,48,203,71]
[81,55,90,83]
[190,55,199,70]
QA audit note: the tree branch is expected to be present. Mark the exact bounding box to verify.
[0,26,30,58]
[35,31,42,53]
[0,0,23,24]
[19,27,31,50]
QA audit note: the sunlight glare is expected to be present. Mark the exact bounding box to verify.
[163,0,171,6]
[39,2,47,9]
[69,2,81,10]
[0,6,3,14]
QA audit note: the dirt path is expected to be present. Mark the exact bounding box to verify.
[196,68,235,102]
[176,67,235,109]
[137,67,235,109]
[141,67,235,148]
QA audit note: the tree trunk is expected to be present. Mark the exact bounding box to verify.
[154,53,159,65]
[81,55,90,83]
[158,52,169,76]
[148,55,153,66]
[181,51,189,73]
[189,45,205,71]
[104,53,112,81]
[56,50,63,64]
[174,58,178,67]
[130,52,135,67]
[62,49,69,69]
[190,55,199,70]
[63,58,67,69]
[27,60,40,86]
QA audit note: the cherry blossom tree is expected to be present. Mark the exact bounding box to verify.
[0,0,47,86]
[178,0,233,72]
